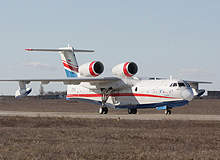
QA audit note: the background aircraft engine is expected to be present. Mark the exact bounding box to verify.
[112,62,138,77]
[79,61,104,77]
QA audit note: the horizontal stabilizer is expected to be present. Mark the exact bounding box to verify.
[25,48,94,53]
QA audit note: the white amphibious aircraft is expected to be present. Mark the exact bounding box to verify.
[0,46,211,115]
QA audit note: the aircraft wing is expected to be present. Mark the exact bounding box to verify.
[184,80,212,84]
[0,77,121,85]
[184,80,212,97]
[184,80,212,90]
[0,77,123,97]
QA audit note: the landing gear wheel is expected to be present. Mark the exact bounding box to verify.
[165,109,171,115]
[99,107,104,114]
[128,108,137,114]
[103,107,108,114]
[99,107,108,114]
[132,109,137,114]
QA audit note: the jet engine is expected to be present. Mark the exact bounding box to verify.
[112,62,138,77]
[79,61,104,77]
[15,88,32,98]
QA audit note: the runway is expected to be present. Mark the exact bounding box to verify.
[0,110,219,121]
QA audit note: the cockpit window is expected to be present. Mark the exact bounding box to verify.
[170,83,178,87]
[173,83,177,87]
[178,83,185,87]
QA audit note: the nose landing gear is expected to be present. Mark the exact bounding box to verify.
[156,106,172,115]
[165,109,172,115]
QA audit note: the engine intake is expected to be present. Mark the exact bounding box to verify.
[112,62,138,77]
[79,61,104,77]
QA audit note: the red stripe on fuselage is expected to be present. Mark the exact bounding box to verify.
[66,93,176,99]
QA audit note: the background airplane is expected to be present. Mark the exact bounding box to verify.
[0,46,211,115]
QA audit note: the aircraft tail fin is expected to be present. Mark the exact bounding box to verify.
[25,46,94,78]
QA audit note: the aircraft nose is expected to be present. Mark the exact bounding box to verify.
[181,88,194,101]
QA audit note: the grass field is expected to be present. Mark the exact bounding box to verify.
[0,98,220,159]
[0,117,220,160]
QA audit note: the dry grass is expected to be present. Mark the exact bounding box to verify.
[0,98,220,159]
[0,117,220,160]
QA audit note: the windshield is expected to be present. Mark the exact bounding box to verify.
[170,83,178,87]
[170,82,186,88]
[178,83,185,87]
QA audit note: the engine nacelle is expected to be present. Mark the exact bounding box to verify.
[112,62,138,77]
[79,61,104,77]
[15,88,32,98]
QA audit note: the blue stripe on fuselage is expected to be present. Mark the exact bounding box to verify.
[115,100,189,109]
[65,97,189,110]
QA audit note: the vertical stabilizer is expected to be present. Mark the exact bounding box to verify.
[59,47,79,77]
[25,46,94,78]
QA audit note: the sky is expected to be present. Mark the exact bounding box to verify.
[0,0,219,95]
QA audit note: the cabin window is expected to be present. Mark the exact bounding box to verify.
[135,87,138,92]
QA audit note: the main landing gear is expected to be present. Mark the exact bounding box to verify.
[98,88,113,114]
[99,107,108,114]
[128,108,137,114]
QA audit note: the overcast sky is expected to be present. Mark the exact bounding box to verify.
[0,0,219,95]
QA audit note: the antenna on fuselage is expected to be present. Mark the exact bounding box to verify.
[169,75,173,80]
